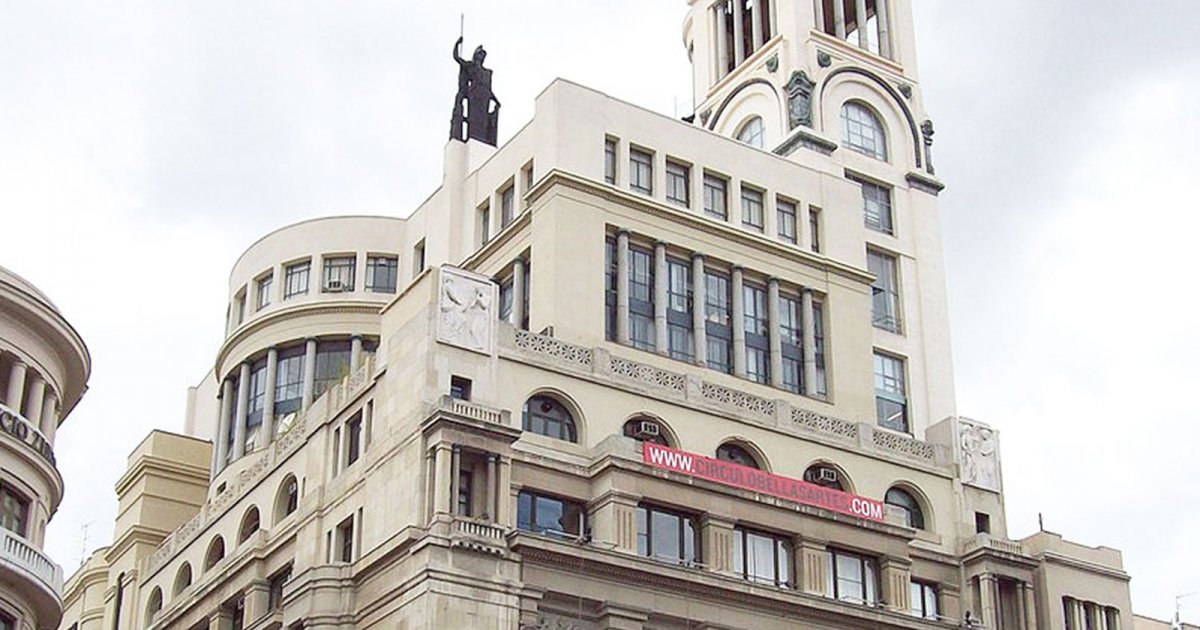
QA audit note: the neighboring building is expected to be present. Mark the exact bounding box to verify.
[1135,615,1200,630]
[1,266,91,630]
[58,2,1139,630]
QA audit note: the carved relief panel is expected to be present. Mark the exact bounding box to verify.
[436,266,497,355]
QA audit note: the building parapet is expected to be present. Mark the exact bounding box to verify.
[1,527,64,599]
[961,532,1028,559]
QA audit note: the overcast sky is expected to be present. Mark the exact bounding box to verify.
[3,1,1197,622]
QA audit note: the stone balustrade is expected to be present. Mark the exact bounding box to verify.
[1,528,63,598]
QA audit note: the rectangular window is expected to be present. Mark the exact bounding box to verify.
[314,341,352,398]
[284,261,310,299]
[666,160,690,207]
[911,581,939,620]
[450,375,472,401]
[975,511,991,534]
[345,413,362,466]
[743,282,769,384]
[867,249,902,333]
[605,237,617,341]
[268,566,292,612]
[604,138,617,184]
[322,256,356,293]
[501,184,515,227]
[810,206,822,253]
[780,294,803,394]
[522,162,534,208]
[499,277,514,323]
[257,274,273,311]
[636,505,698,565]
[874,352,908,432]
[705,270,733,373]
[365,256,398,293]
[666,258,693,361]
[457,467,473,517]
[274,346,305,414]
[703,174,728,220]
[630,148,653,194]
[413,239,426,277]
[813,299,827,397]
[777,198,797,244]
[857,179,894,235]
[741,186,764,232]
[246,359,267,434]
[826,549,878,605]
[517,490,586,537]
[629,245,655,351]
[733,527,791,587]
[336,517,354,562]
[0,485,30,536]
[235,291,247,325]
[479,201,491,245]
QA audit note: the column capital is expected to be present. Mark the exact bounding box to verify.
[512,255,527,267]
[305,336,319,344]
[654,239,668,248]
[691,251,705,262]
[731,264,744,273]
[768,276,781,286]
[350,334,363,341]
[615,227,631,237]
[801,286,814,295]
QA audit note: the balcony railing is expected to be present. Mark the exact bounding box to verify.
[0,402,56,467]
[962,533,1027,558]
[1,528,64,597]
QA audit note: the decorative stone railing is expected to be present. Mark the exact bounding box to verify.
[437,395,508,425]
[453,517,506,541]
[143,356,376,577]
[962,533,1026,557]
[1,528,63,597]
[0,402,56,467]
[501,328,948,468]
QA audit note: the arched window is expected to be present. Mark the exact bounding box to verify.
[238,506,261,544]
[736,116,765,148]
[803,463,846,492]
[173,563,192,596]
[840,101,888,160]
[622,416,670,447]
[203,536,225,571]
[885,487,925,530]
[145,587,163,626]
[275,475,299,524]
[716,443,761,469]
[522,395,578,442]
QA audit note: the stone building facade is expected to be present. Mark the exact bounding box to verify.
[57,1,1135,630]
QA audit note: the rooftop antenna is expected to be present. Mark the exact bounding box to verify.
[1038,512,1044,531]
[78,521,92,568]
[1176,592,1197,630]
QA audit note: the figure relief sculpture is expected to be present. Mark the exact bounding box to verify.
[437,267,495,354]
[959,421,1000,492]
[450,36,501,146]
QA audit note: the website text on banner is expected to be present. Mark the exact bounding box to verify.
[642,442,886,522]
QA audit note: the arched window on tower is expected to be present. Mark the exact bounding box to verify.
[204,536,225,572]
[716,442,761,469]
[622,416,671,447]
[885,487,926,530]
[238,506,261,544]
[522,395,578,443]
[275,475,299,524]
[803,463,846,491]
[173,563,192,596]
[144,587,163,626]
[736,116,765,148]
[841,101,888,160]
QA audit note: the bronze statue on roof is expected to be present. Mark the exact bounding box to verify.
[450,36,501,146]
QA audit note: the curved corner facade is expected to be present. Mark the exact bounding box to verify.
[1,266,91,630]
[208,216,407,486]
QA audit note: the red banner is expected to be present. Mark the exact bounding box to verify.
[642,442,886,523]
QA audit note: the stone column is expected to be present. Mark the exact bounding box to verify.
[732,0,746,65]
[814,0,826,34]
[244,580,272,625]
[880,557,911,613]
[715,3,729,78]
[691,253,708,366]
[832,0,846,38]
[796,538,829,596]
[855,0,870,48]
[511,257,527,330]
[39,390,58,444]
[24,374,46,428]
[258,347,278,450]
[767,0,777,36]
[497,455,514,525]
[485,454,498,521]
[616,230,631,344]
[450,445,462,515]
[978,574,998,630]
[751,0,764,49]
[591,492,640,553]
[800,288,819,396]
[767,278,783,388]
[233,362,251,459]
[5,359,27,413]
[700,515,736,574]
[731,266,746,378]
[350,335,363,371]
[877,0,892,58]
[301,338,318,410]
[215,379,234,473]
[653,241,668,355]
[1021,582,1038,630]
[432,445,452,517]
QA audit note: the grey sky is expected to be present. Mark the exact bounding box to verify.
[2,1,1196,622]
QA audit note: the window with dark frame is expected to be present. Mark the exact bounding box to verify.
[716,443,760,469]
[666,160,690,207]
[841,101,889,160]
[868,249,902,333]
[605,237,617,341]
[856,178,894,235]
[479,201,491,245]
[743,282,769,383]
[283,261,310,299]
[314,341,352,398]
[623,417,670,446]
[604,138,617,184]
[810,207,822,253]
[666,257,693,361]
[336,517,354,562]
[274,346,305,415]
[282,476,299,517]
[910,580,939,620]
[705,269,733,373]
[827,548,878,605]
[450,376,472,401]
[812,298,828,397]
[873,351,908,432]
[703,174,728,220]
[457,467,473,516]
[345,413,362,467]
[780,293,804,394]
[322,256,356,292]
[636,505,698,565]
[522,395,578,442]
[246,359,268,437]
[777,198,798,244]
[741,186,764,232]
[517,490,586,537]
[975,512,991,534]
[0,483,30,536]
[257,274,273,310]
[365,256,398,293]
[733,527,791,587]
[629,245,656,351]
[885,487,925,530]
[413,239,426,277]
[501,184,515,227]
[268,566,292,612]
[629,148,653,194]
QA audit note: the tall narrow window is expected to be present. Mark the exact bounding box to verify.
[0,484,30,536]
[636,505,698,565]
[604,138,617,184]
[284,261,310,299]
[235,291,247,325]
[365,256,398,294]
[705,270,733,373]
[314,341,352,398]
[605,237,617,341]
[910,581,939,620]
[345,413,362,466]
[499,277,514,323]
[629,245,656,351]
[522,162,534,208]
[841,102,888,160]
[827,549,878,605]
[457,467,474,516]
[666,258,693,361]
[629,148,653,194]
[479,201,491,245]
[703,174,728,220]
[736,116,765,148]
[322,256,356,293]
[777,198,797,244]
[741,186,764,232]
[780,293,803,394]
[256,274,273,311]
[245,359,267,441]
[809,207,822,253]
[501,184,515,227]
[666,160,690,207]
[813,298,827,397]
[867,249,901,333]
[733,527,791,587]
[274,346,305,415]
[336,517,354,562]
[857,179,894,235]
[743,282,769,383]
[874,352,908,433]
[413,239,426,277]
